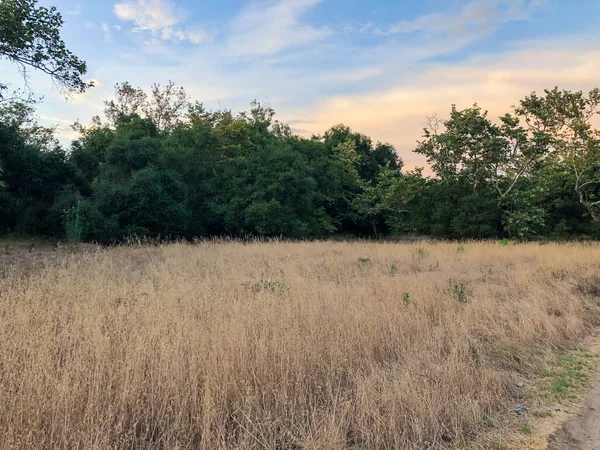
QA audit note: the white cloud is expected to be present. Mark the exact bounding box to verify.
[114,0,180,30]
[160,26,212,44]
[13,0,596,174]
[288,36,600,170]
[38,115,74,126]
[376,0,545,38]
[228,0,330,57]
[79,21,122,41]
[101,23,112,39]
[113,0,213,44]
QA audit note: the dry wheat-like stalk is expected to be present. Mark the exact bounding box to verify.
[0,241,598,449]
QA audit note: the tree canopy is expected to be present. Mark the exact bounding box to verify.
[3,81,600,243]
[0,0,92,96]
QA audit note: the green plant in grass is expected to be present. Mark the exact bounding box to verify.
[518,422,532,435]
[243,279,288,295]
[64,201,83,244]
[448,279,467,303]
[415,247,428,258]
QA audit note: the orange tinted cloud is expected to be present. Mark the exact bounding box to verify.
[284,39,600,169]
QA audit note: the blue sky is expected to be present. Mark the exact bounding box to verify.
[3,0,600,168]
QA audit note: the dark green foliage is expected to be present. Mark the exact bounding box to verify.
[448,280,467,304]
[321,124,399,183]
[53,95,400,242]
[376,175,502,239]
[0,0,92,94]
[501,184,548,241]
[82,116,190,241]
[2,81,600,242]
[64,201,83,243]
[415,106,506,186]
[92,166,190,239]
[0,116,81,236]
[402,292,410,305]
[212,139,335,237]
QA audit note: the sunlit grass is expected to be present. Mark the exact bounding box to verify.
[0,240,599,449]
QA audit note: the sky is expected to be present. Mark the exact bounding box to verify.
[3,0,600,169]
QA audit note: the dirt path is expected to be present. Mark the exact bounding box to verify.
[547,367,600,450]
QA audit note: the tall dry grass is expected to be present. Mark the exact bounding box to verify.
[0,241,599,449]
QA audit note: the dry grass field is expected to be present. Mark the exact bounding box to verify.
[1,240,600,449]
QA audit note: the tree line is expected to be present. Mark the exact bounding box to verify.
[1,0,599,242]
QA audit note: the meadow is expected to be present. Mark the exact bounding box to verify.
[1,240,599,449]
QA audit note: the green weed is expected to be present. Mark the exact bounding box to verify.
[428,261,440,271]
[536,348,597,404]
[482,415,495,427]
[518,422,532,435]
[64,201,83,244]
[550,269,569,281]
[448,280,467,303]
[243,279,289,295]
[551,354,591,400]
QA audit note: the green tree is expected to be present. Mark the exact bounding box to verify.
[501,184,548,241]
[514,87,600,222]
[0,0,92,195]
[79,115,190,241]
[411,101,565,239]
[352,166,403,236]
[0,0,92,95]
[318,124,401,235]
[0,107,81,236]
[104,81,189,131]
[209,137,335,237]
[322,124,399,183]
[415,105,547,200]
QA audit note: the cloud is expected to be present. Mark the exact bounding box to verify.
[376,0,545,38]
[38,115,74,126]
[114,0,180,30]
[285,36,600,171]
[65,8,82,17]
[113,0,213,44]
[17,0,596,174]
[160,27,212,44]
[227,0,330,57]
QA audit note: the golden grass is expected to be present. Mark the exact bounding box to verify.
[1,240,599,449]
